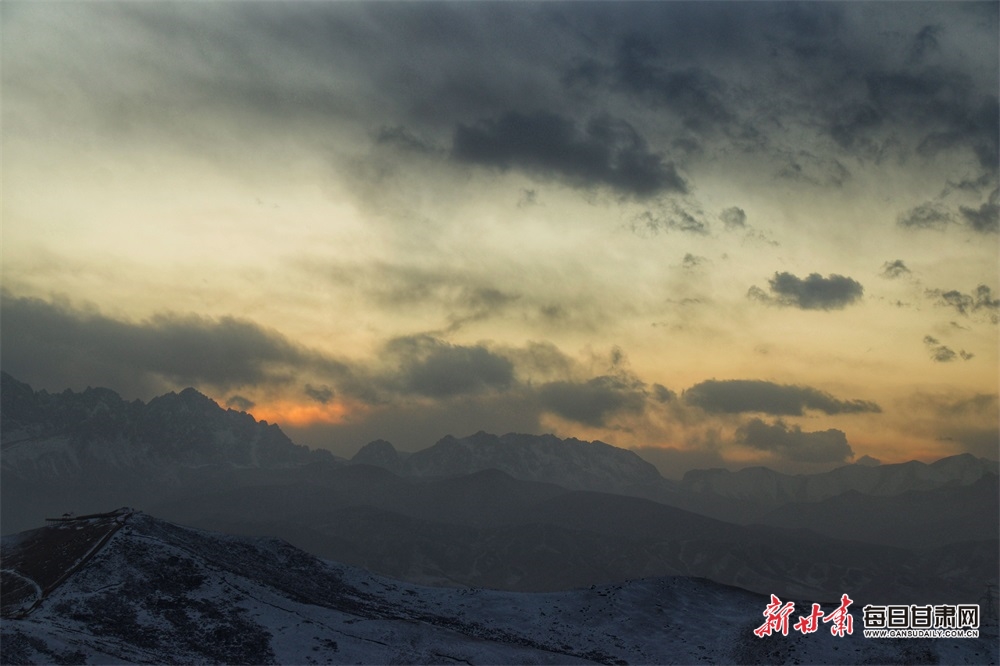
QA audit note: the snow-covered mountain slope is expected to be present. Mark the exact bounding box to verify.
[3,511,997,665]
[352,431,664,493]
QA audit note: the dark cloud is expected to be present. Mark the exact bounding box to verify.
[447,287,521,333]
[630,200,709,235]
[818,35,999,180]
[720,206,746,230]
[652,384,676,403]
[374,125,439,155]
[537,375,647,427]
[452,111,686,198]
[737,418,854,464]
[16,2,994,200]
[555,5,995,185]
[898,202,954,230]
[924,336,957,362]
[0,292,349,399]
[226,395,256,411]
[959,188,999,233]
[684,379,881,416]
[682,253,706,270]
[748,272,864,310]
[517,188,538,208]
[900,190,998,235]
[914,92,999,176]
[908,25,942,63]
[499,340,577,383]
[324,262,523,332]
[868,70,995,165]
[774,153,851,188]
[304,384,335,404]
[880,259,911,279]
[922,335,973,363]
[607,34,733,131]
[927,284,1000,321]
[385,335,515,398]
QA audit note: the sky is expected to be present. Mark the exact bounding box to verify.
[2,2,998,476]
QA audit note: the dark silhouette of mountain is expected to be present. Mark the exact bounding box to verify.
[351,431,664,493]
[4,510,996,664]
[679,454,999,506]
[1,372,328,476]
[348,431,997,530]
[151,465,998,604]
[754,473,1000,549]
[350,438,403,471]
[630,453,1000,527]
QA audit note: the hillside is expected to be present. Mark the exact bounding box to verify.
[3,510,996,665]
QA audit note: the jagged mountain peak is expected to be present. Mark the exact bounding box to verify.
[0,374,330,486]
[388,430,663,492]
[350,439,402,472]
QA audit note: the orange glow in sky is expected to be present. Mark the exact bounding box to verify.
[249,399,354,428]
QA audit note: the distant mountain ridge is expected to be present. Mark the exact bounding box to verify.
[352,431,663,493]
[1,372,334,534]
[680,453,1000,504]
[1,371,330,481]
[350,431,998,524]
[154,464,998,602]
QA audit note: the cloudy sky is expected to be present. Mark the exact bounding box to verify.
[3,2,998,475]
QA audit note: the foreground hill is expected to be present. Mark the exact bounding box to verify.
[3,510,996,665]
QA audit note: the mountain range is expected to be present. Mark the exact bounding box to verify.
[2,374,997,617]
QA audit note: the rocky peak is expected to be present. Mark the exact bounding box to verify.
[351,440,401,471]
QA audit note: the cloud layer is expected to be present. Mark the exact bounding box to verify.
[2,2,996,473]
[684,380,881,416]
[738,418,854,464]
[749,273,864,310]
[452,112,686,198]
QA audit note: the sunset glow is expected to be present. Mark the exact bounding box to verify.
[247,400,356,429]
[2,1,996,474]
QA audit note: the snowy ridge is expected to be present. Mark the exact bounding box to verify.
[354,431,663,493]
[0,372,329,483]
[3,512,996,665]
